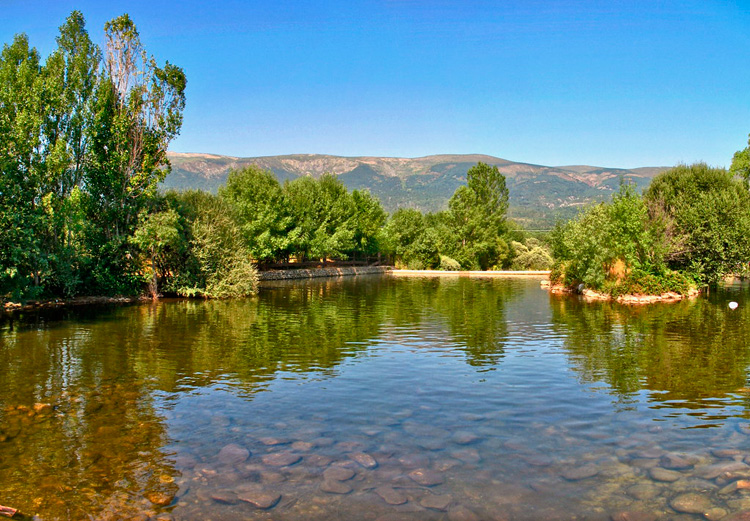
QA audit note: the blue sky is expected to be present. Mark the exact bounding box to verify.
[2,0,749,168]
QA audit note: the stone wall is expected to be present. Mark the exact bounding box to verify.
[258,266,391,281]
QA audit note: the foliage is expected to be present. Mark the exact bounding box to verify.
[446,162,510,269]
[510,239,553,271]
[602,268,694,298]
[643,163,750,284]
[131,209,183,297]
[163,190,257,298]
[438,255,461,271]
[550,183,671,291]
[219,166,293,263]
[383,208,439,269]
[0,12,186,300]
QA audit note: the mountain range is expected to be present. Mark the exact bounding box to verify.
[163,152,669,229]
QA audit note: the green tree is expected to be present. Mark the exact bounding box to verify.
[220,165,293,263]
[349,189,386,258]
[86,13,186,239]
[131,209,183,297]
[447,162,510,270]
[644,163,750,284]
[0,34,46,296]
[731,134,750,185]
[383,208,439,269]
[284,174,356,262]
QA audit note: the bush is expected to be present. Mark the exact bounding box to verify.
[439,255,461,271]
[602,268,694,298]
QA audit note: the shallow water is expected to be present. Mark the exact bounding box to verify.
[1,275,750,520]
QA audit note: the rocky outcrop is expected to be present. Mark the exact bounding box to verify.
[543,280,701,304]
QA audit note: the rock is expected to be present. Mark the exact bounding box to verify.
[669,492,714,514]
[626,483,660,500]
[660,453,696,470]
[259,437,290,446]
[649,467,682,482]
[561,464,599,481]
[453,432,480,445]
[408,468,443,486]
[451,448,480,464]
[145,491,175,507]
[323,467,355,481]
[349,452,378,469]
[635,448,665,459]
[291,441,314,451]
[321,479,352,494]
[719,480,750,495]
[705,508,729,521]
[697,461,750,479]
[448,505,480,521]
[237,489,281,509]
[420,493,452,511]
[306,454,333,467]
[723,512,750,521]
[611,512,657,521]
[336,441,365,452]
[261,452,302,467]
[217,444,250,466]
[210,490,239,504]
[524,455,554,467]
[260,470,286,484]
[398,454,430,468]
[712,449,744,459]
[375,486,408,505]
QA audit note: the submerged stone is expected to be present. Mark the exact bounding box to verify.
[408,468,443,486]
[375,486,408,505]
[321,479,352,494]
[660,453,696,470]
[217,443,250,466]
[262,452,302,467]
[561,464,599,481]
[323,466,355,481]
[649,467,682,482]
[669,492,714,514]
[349,452,378,469]
[420,494,452,512]
[237,489,281,509]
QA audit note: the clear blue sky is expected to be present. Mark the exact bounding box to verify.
[2,0,749,168]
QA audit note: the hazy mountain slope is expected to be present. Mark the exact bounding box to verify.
[163,152,669,228]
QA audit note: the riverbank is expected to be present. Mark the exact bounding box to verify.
[542,280,701,304]
[2,295,150,313]
[389,269,550,278]
[258,266,390,281]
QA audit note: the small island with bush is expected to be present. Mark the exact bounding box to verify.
[547,160,750,303]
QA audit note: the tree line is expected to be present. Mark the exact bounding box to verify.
[5,11,750,303]
[551,160,750,295]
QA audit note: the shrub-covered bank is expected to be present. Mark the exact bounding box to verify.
[549,161,750,298]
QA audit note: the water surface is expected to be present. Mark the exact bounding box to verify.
[1,276,750,520]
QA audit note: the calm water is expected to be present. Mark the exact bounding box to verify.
[1,275,750,521]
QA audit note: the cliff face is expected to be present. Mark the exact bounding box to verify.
[164,152,668,227]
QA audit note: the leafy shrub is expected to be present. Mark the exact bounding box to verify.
[439,255,461,271]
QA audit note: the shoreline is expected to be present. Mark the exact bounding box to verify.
[542,280,701,304]
[389,269,551,278]
[3,295,151,313]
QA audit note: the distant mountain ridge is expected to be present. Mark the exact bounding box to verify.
[163,152,669,228]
